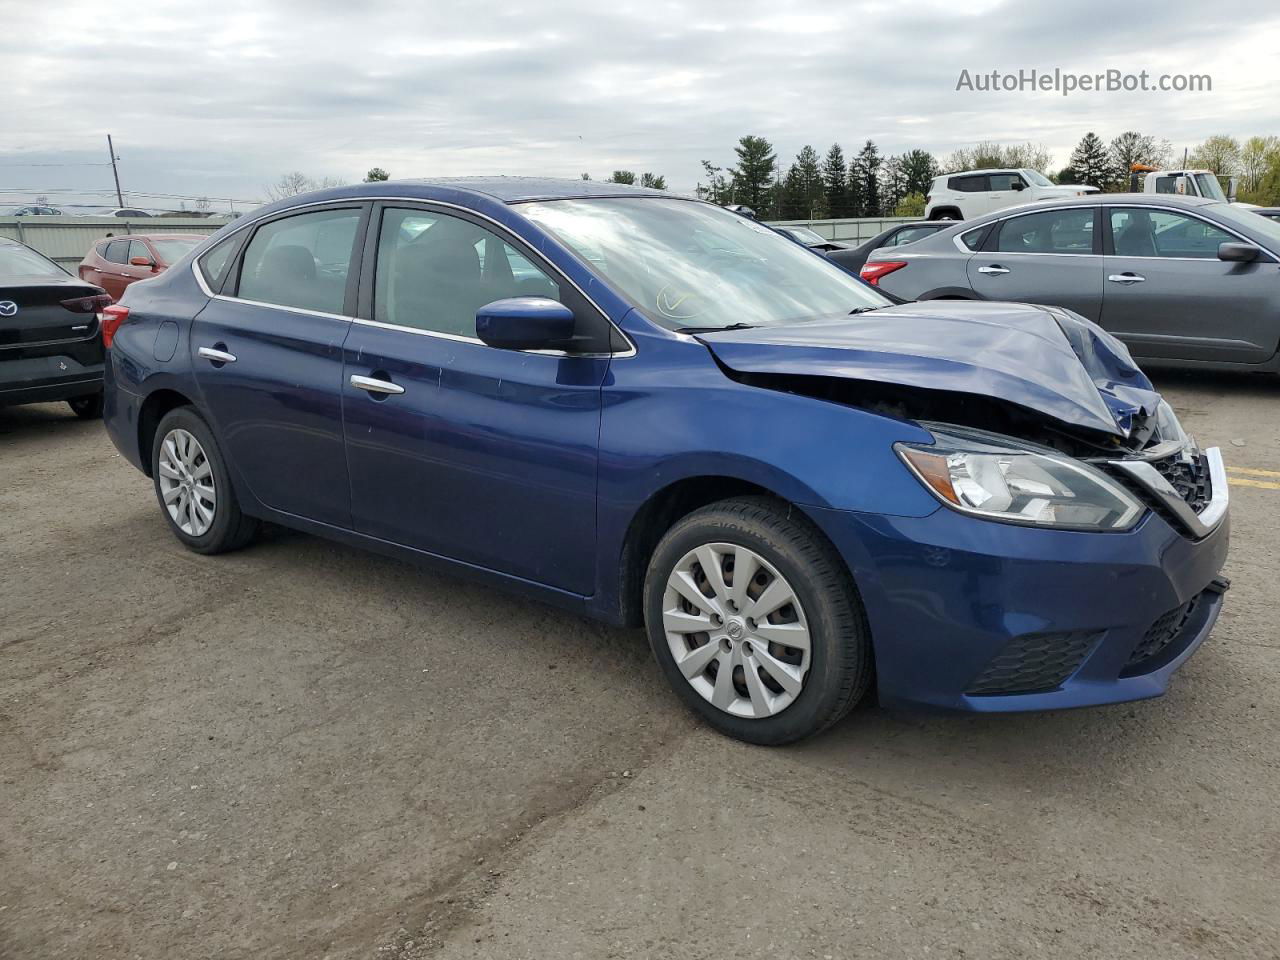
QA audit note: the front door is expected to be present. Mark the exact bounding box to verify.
[342,203,611,595]
[191,204,367,527]
[967,206,1104,320]
[1100,206,1279,363]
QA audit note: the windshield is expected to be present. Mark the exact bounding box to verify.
[1193,173,1228,202]
[0,243,66,280]
[520,198,887,330]
[150,237,200,264]
[1213,203,1280,249]
[784,227,826,245]
[1023,169,1053,187]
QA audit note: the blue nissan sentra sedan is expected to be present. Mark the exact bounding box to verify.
[102,178,1229,744]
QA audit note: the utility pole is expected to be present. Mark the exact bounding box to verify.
[107,134,124,207]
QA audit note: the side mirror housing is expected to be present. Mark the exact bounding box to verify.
[1010,180,1025,191]
[1218,242,1261,263]
[476,297,575,351]
[129,256,155,268]
[1227,177,1239,202]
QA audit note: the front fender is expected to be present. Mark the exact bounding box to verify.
[591,329,941,618]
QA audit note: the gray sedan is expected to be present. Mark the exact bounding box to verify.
[862,194,1280,371]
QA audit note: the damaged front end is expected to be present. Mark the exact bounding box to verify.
[696,300,1227,539]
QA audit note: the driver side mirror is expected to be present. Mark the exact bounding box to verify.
[1218,242,1260,263]
[1010,180,1025,191]
[129,256,156,268]
[476,297,575,351]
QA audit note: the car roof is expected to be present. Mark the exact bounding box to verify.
[391,176,674,203]
[962,192,1220,220]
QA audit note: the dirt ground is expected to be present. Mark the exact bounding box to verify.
[2,370,1278,960]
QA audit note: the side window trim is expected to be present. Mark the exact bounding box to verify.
[355,200,622,355]
[226,202,371,317]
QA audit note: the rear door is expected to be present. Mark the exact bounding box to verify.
[986,172,1027,214]
[190,203,368,527]
[1100,205,1279,362]
[951,174,990,216]
[341,202,612,594]
[96,240,133,299]
[966,206,1105,319]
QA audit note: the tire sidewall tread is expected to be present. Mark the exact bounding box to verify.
[643,496,872,745]
[150,407,257,555]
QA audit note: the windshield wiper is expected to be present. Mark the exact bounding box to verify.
[848,306,883,315]
[675,322,757,333]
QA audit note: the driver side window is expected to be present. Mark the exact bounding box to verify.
[373,207,562,336]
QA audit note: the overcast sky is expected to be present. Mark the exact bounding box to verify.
[3,0,1279,211]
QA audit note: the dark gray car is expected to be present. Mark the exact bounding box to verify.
[863,194,1280,371]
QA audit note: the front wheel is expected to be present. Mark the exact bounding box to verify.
[151,407,258,554]
[643,497,872,745]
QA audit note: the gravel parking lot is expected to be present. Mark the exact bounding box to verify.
[2,372,1278,960]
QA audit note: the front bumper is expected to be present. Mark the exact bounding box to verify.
[808,482,1229,713]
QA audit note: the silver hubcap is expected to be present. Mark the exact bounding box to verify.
[662,542,811,719]
[158,428,216,537]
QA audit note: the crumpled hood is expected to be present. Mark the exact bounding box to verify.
[696,300,1160,438]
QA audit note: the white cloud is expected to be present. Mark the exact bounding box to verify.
[0,0,1276,211]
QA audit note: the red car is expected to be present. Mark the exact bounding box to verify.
[77,234,203,300]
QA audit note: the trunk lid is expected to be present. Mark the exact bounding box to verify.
[696,300,1160,439]
[0,278,106,349]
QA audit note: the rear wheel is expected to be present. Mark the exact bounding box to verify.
[643,497,872,745]
[151,407,258,554]
[67,391,103,420]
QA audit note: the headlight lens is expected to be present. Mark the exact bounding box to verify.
[896,427,1144,531]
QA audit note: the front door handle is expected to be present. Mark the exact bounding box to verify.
[351,374,405,396]
[197,346,237,363]
[1108,273,1146,284]
[977,265,1010,275]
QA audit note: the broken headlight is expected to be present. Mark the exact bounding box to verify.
[896,426,1144,531]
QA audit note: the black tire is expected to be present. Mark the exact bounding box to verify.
[643,496,873,745]
[150,406,258,554]
[67,391,104,420]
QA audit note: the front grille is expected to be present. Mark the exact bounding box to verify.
[966,631,1101,696]
[1125,594,1201,670]
[1152,451,1212,514]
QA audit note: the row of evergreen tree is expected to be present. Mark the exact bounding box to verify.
[685,130,1280,219]
[694,138,940,220]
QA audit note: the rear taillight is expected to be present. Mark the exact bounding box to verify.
[61,294,113,314]
[859,260,908,285]
[100,305,130,348]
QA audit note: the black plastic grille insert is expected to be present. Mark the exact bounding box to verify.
[966,631,1101,696]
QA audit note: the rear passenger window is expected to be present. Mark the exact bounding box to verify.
[996,208,1095,254]
[960,227,986,250]
[949,175,988,193]
[374,207,561,336]
[103,240,130,264]
[197,234,240,292]
[237,208,362,314]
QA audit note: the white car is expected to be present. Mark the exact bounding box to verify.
[925,168,1098,221]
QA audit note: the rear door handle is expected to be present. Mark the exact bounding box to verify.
[1108,273,1146,284]
[350,374,405,395]
[197,346,237,363]
[977,265,1010,275]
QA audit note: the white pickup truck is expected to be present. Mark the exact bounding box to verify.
[1131,167,1256,207]
[925,168,1098,221]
